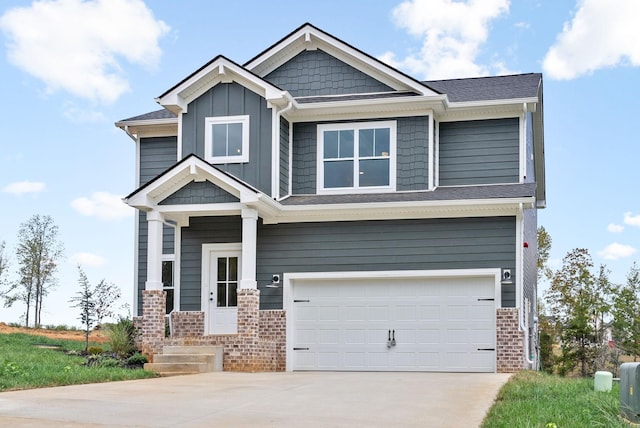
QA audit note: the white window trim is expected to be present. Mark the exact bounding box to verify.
[204,115,250,164]
[316,120,397,194]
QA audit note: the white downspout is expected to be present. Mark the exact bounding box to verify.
[274,101,293,201]
[518,202,535,367]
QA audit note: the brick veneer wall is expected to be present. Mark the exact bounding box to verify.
[158,289,286,372]
[170,311,204,337]
[259,310,287,372]
[497,308,525,372]
[139,290,166,359]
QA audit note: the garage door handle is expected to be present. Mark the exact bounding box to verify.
[477,348,495,351]
[477,298,494,301]
[293,347,309,351]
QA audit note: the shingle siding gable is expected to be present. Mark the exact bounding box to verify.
[264,49,394,97]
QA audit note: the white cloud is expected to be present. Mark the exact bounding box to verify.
[624,212,640,227]
[542,0,640,80]
[381,0,511,79]
[598,242,637,260]
[69,252,107,267]
[2,180,46,194]
[608,223,624,233]
[514,22,530,29]
[0,0,170,104]
[63,103,107,123]
[71,192,133,220]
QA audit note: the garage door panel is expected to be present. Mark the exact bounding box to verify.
[292,275,496,372]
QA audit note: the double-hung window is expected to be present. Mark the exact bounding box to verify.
[318,121,396,193]
[204,115,250,163]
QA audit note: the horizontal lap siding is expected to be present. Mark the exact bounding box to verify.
[137,137,177,315]
[256,217,516,310]
[439,118,519,185]
[179,217,242,311]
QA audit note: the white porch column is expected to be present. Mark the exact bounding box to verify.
[145,211,164,291]
[240,208,258,289]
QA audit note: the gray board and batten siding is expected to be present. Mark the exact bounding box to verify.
[264,49,394,98]
[292,116,430,195]
[181,82,273,195]
[178,216,517,312]
[439,118,520,186]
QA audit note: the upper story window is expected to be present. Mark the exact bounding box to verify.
[317,121,396,194]
[204,115,250,164]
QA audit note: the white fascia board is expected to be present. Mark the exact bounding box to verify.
[124,156,258,210]
[288,96,447,122]
[264,197,535,224]
[446,97,539,111]
[115,118,178,139]
[157,58,288,113]
[246,25,436,96]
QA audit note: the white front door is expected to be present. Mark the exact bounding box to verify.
[202,244,241,334]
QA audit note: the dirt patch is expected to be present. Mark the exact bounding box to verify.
[0,322,108,343]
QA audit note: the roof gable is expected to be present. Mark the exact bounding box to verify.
[156,56,288,115]
[244,23,437,96]
[264,48,394,97]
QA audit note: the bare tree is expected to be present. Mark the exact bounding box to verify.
[12,215,64,327]
[93,279,122,327]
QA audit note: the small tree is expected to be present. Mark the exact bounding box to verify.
[0,241,15,305]
[611,263,640,360]
[69,266,96,351]
[93,279,122,328]
[545,248,609,377]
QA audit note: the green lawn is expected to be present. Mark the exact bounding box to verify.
[0,333,157,392]
[482,371,628,427]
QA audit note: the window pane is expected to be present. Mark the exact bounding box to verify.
[359,129,374,157]
[374,128,390,156]
[162,261,173,287]
[339,130,354,157]
[165,289,174,314]
[324,160,354,188]
[228,283,238,307]
[324,131,339,158]
[212,124,228,157]
[228,257,238,281]
[217,258,227,282]
[227,123,243,156]
[217,283,227,307]
[359,159,390,187]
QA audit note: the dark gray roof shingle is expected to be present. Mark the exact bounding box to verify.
[424,73,541,103]
[119,109,176,122]
[281,183,536,205]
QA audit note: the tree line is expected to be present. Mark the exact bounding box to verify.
[538,226,640,377]
[0,214,122,333]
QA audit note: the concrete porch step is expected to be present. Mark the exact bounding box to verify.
[144,345,224,376]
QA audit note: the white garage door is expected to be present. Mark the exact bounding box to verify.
[291,275,496,372]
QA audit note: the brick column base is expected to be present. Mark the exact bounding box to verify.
[139,290,166,360]
[497,308,525,372]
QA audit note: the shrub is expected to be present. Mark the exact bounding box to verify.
[87,346,103,355]
[106,317,137,358]
[127,353,147,367]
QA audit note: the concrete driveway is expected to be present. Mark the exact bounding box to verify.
[0,372,510,427]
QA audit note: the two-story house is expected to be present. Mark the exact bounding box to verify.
[116,23,544,373]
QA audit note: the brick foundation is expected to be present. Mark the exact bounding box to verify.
[497,308,526,372]
[139,290,166,360]
[170,311,204,337]
[146,288,286,372]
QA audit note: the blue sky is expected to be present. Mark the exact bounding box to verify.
[0,0,638,327]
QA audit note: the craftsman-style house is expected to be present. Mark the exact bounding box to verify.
[116,23,544,373]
